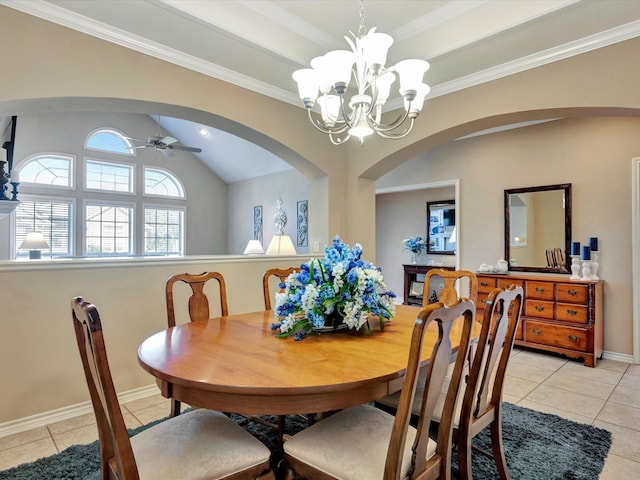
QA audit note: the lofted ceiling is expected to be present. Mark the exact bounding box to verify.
[3,0,640,182]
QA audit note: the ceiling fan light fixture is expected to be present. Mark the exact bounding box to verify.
[292,0,430,145]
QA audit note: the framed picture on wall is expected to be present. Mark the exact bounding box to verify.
[297,200,308,247]
[254,205,263,244]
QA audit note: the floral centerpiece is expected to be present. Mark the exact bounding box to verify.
[402,236,426,263]
[272,236,396,341]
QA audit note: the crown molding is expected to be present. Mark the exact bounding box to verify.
[3,1,640,109]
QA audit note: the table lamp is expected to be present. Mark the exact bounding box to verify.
[243,239,265,255]
[20,232,49,259]
[266,235,297,255]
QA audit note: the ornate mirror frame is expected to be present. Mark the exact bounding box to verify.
[504,183,572,273]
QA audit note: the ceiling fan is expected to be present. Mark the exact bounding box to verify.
[130,135,202,156]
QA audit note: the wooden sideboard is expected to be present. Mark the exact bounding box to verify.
[402,264,454,306]
[476,272,603,367]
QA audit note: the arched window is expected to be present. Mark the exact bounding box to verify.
[13,129,187,260]
[17,154,73,187]
[85,128,135,156]
[144,167,185,198]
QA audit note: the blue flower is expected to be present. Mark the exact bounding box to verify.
[273,236,396,339]
[402,236,427,254]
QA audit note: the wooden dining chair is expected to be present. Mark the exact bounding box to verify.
[262,267,300,310]
[442,285,523,480]
[165,271,228,328]
[165,271,228,416]
[283,298,476,480]
[423,268,478,307]
[71,296,275,480]
[376,269,477,414]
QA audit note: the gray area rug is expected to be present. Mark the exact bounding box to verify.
[0,402,611,480]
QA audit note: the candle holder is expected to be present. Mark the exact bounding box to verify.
[581,260,592,281]
[10,181,19,201]
[570,255,581,280]
[590,251,599,280]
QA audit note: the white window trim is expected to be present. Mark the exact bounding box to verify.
[143,203,186,256]
[11,193,76,259]
[83,157,136,196]
[14,152,76,190]
[85,127,136,157]
[142,164,186,200]
[83,199,136,257]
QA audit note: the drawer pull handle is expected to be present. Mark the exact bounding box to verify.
[566,309,578,316]
[480,281,489,287]
[568,289,578,296]
[534,305,545,312]
[568,335,579,342]
[532,329,542,336]
[535,287,545,293]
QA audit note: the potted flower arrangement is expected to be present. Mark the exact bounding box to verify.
[402,236,426,263]
[272,236,396,341]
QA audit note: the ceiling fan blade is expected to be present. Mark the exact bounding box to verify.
[168,145,202,153]
[160,135,178,145]
[160,148,174,157]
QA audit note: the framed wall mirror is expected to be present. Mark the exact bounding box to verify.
[427,200,456,255]
[504,183,571,273]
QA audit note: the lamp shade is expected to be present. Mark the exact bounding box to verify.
[265,235,297,255]
[19,232,49,259]
[243,239,264,255]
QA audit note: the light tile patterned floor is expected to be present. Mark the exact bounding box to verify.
[1,348,639,478]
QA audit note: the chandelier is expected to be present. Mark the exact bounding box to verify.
[292,0,430,145]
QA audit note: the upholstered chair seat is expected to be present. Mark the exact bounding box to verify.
[284,404,434,480]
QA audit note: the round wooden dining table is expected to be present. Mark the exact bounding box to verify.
[137,304,476,415]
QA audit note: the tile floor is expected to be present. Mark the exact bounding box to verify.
[0,348,639,478]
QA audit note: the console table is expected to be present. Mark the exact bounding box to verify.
[476,272,604,367]
[402,264,454,306]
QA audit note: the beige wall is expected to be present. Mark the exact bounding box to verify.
[376,186,456,298]
[376,116,640,359]
[0,256,303,424]
[1,6,640,427]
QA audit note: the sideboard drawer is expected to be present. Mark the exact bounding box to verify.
[525,320,587,351]
[556,303,589,324]
[478,277,497,293]
[498,278,525,290]
[556,283,589,304]
[525,299,555,319]
[526,281,555,301]
[476,292,490,311]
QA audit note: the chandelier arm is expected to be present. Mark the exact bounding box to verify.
[370,108,412,133]
[338,93,358,129]
[375,118,416,139]
[306,109,350,135]
[329,133,350,145]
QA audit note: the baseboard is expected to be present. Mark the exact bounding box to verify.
[0,384,159,439]
[602,350,635,364]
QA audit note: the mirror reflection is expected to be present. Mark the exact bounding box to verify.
[504,184,571,273]
[427,200,456,255]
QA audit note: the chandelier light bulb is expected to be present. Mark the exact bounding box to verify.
[292,0,430,145]
[405,83,431,116]
[317,95,341,127]
[322,50,355,93]
[395,59,431,98]
[375,71,396,106]
[359,31,393,75]
[292,68,319,108]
